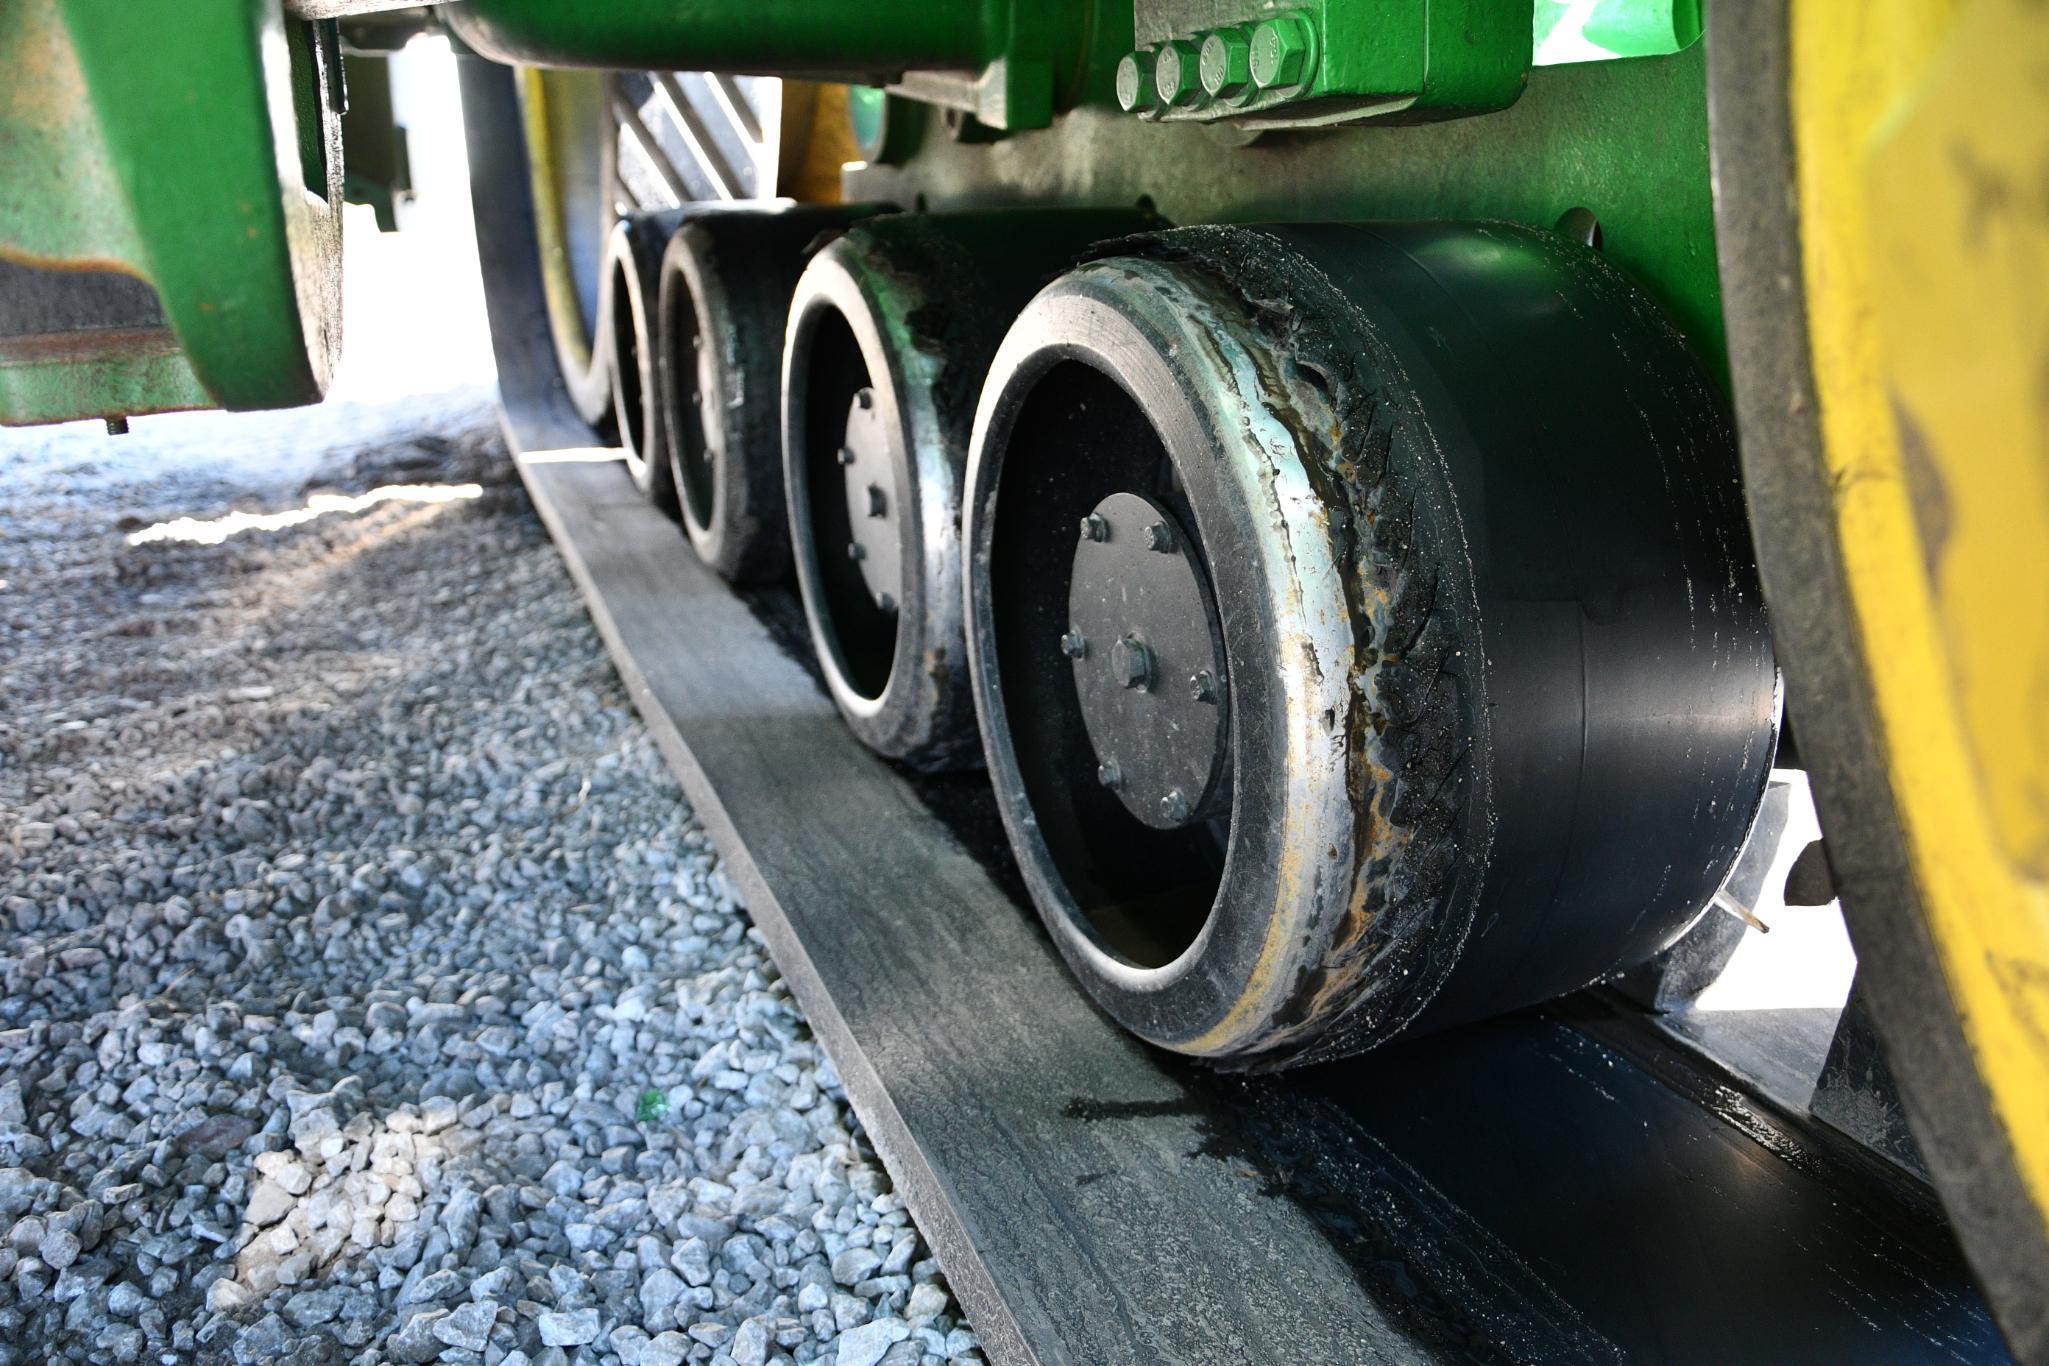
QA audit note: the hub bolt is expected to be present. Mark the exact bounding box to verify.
[1189,669,1219,703]
[1200,28,1253,100]
[1112,634,1152,690]
[875,591,896,612]
[1079,513,1109,542]
[854,387,874,411]
[866,484,887,517]
[1251,14,1313,90]
[1060,630,1089,659]
[1145,521,1177,552]
[1154,39,1205,109]
[836,447,857,467]
[1160,789,1191,823]
[1097,760,1123,790]
[846,543,866,562]
[1116,50,1159,112]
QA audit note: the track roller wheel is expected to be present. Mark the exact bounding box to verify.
[781,210,1156,770]
[603,212,679,504]
[963,223,1780,1067]
[658,203,885,583]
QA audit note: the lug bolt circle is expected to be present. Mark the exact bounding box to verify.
[1145,521,1176,552]
[846,543,866,562]
[1078,513,1109,542]
[836,447,856,467]
[1189,669,1218,703]
[1097,760,1123,790]
[875,591,896,613]
[1060,630,1088,659]
[1160,789,1191,823]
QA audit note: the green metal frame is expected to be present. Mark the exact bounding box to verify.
[442,0,1124,130]
[0,0,1716,424]
[0,0,343,425]
[850,43,1729,384]
[60,0,344,410]
[1123,0,1534,126]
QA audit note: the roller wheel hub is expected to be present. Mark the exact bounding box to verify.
[1065,492,1227,830]
[838,387,900,614]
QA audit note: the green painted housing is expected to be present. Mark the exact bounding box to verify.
[441,0,1122,131]
[0,0,1716,425]
[849,43,1728,385]
[0,0,342,426]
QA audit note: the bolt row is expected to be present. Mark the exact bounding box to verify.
[1116,12,1314,115]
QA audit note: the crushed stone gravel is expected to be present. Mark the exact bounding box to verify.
[0,402,979,1365]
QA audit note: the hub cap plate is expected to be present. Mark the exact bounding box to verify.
[1065,491,1228,829]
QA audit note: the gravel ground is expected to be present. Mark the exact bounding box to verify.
[0,402,976,1366]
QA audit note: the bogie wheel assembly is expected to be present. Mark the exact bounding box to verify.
[603,211,681,504]
[781,210,1157,770]
[515,69,618,433]
[657,202,887,583]
[964,224,1782,1066]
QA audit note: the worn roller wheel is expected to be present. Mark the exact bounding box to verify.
[781,210,1155,769]
[603,212,680,504]
[963,223,1780,1067]
[658,203,883,583]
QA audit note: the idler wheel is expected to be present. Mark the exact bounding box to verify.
[963,223,1780,1067]
[603,212,678,504]
[657,203,885,582]
[781,210,1157,770]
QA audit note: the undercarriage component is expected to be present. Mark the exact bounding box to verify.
[340,52,414,232]
[1118,0,1531,128]
[781,209,1156,770]
[520,68,792,436]
[517,69,616,430]
[603,212,677,502]
[1,0,344,424]
[658,202,884,583]
[443,0,1126,132]
[1708,0,2049,1352]
[963,223,1778,1066]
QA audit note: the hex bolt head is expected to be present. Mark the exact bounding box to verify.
[1251,14,1314,90]
[1154,39,1205,109]
[836,446,857,467]
[1078,513,1109,542]
[1060,630,1089,660]
[1160,789,1191,823]
[1189,669,1218,703]
[1097,760,1123,790]
[1116,50,1159,112]
[1144,521,1177,552]
[846,542,866,562]
[874,591,896,612]
[865,483,887,517]
[1112,634,1152,690]
[1200,28,1253,100]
